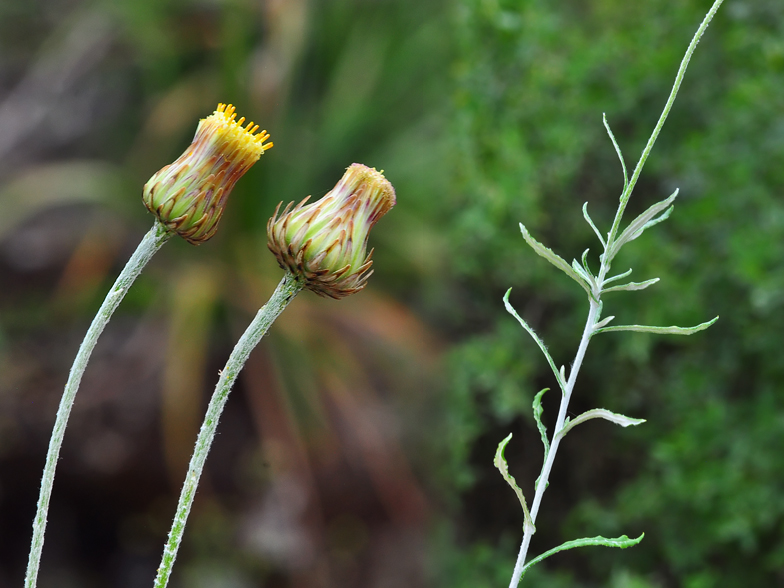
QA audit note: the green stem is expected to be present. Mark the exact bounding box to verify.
[509,297,601,588]
[606,0,724,247]
[25,220,172,588]
[153,272,303,588]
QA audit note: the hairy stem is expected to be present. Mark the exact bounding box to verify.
[153,272,303,588]
[25,220,172,588]
[508,2,724,584]
[509,298,601,587]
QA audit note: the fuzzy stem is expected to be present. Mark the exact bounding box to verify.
[25,220,172,588]
[606,0,724,246]
[509,298,601,587]
[153,272,303,588]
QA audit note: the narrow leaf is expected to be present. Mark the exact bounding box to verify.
[593,315,615,330]
[504,290,567,394]
[603,268,632,286]
[519,223,592,296]
[603,113,628,190]
[602,278,660,294]
[580,249,594,279]
[638,205,673,235]
[533,389,550,458]
[609,189,679,259]
[582,203,605,248]
[495,434,533,527]
[521,534,644,576]
[595,316,718,336]
[571,259,594,287]
[560,408,645,438]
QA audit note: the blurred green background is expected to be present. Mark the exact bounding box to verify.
[0,0,782,587]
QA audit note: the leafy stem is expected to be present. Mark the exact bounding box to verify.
[505,1,725,584]
[508,297,601,587]
[605,0,725,248]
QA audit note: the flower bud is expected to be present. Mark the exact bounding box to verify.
[143,103,272,244]
[267,164,396,299]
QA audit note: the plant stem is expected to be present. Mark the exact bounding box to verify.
[509,296,601,588]
[508,3,724,584]
[606,0,724,246]
[25,220,172,588]
[153,272,303,588]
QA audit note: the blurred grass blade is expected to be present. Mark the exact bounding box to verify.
[161,265,219,486]
[0,161,123,238]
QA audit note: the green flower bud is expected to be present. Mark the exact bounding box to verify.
[143,103,272,244]
[267,164,396,299]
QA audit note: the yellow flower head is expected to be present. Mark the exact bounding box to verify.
[143,103,273,244]
[267,163,396,299]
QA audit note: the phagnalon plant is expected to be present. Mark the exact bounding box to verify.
[143,103,273,244]
[498,1,723,585]
[25,103,271,588]
[23,83,395,587]
[152,164,396,588]
[268,163,396,298]
[22,0,728,584]
[24,95,395,588]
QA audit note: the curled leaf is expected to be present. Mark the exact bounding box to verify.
[494,434,533,528]
[580,249,595,279]
[582,203,606,248]
[532,389,550,458]
[603,268,633,286]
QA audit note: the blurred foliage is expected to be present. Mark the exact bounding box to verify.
[1,0,784,587]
